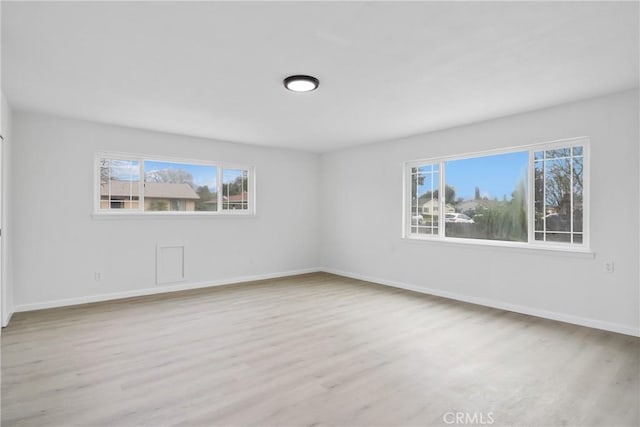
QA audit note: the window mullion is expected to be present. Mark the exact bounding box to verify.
[408,167,413,237]
[569,155,574,244]
[439,160,445,238]
[527,150,533,243]
[542,155,547,242]
[430,166,434,235]
[217,167,223,212]
[139,159,145,212]
[108,159,112,209]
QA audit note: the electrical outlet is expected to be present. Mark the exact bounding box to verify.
[94,272,102,281]
[603,261,614,274]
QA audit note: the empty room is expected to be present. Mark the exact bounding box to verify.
[1,1,639,426]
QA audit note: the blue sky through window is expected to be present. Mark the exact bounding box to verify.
[445,151,528,201]
[144,160,217,190]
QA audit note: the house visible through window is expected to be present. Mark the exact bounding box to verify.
[410,164,439,236]
[444,151,529,242]
[97,154,254,215]
[100,158,140,210]
[222,168,249,211]
[405,138,588,249]
[143,160,213,212]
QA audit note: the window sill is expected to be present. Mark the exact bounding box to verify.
[402,234,595,258]
[92,211,256,219]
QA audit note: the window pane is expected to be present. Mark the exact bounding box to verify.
[144,160,216,212]
[533,145,584,245]
[222,168,249,211]
[411,163,439,235]
[534,160,544,231]
[546,233,571,243]
[544,158,571,232]
[411,172,420,211]
[572,156,583,233]
[545,148,571,158]
[99,158,140,210]
[444,152,528,242]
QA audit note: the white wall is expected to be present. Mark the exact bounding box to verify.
[11,112,320,309]
[1,92,14,325]
[321,89,639,336]
[7,90,639,336]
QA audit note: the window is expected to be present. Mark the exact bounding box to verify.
[445,151,528,242]
[222,168,249,211]
[410,164,439,235]
[143,160,217,212]
[96,153,254,215]
[534,147,584,244]
[99,158,140,210]
[404,138,588,250]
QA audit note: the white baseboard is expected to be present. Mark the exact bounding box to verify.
[13,268,321,313]
[10,267,639,338]
[321,267,640,338]
[2,307,14,327]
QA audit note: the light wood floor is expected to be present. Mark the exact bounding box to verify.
[2,273,638,426]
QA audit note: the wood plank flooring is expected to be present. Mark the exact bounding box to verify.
[2,272,639,426]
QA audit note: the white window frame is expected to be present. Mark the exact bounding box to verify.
[403,137,590,253]
[94,151,256,217]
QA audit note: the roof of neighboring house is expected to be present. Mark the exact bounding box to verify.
[226,192,248,203]
[203,192,249,204]
[204,191,249,205]
[457,200,480,210]
[421,198,439,205]
[101,181,200,200]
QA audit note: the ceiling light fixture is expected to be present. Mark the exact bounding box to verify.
[284,75,319,92]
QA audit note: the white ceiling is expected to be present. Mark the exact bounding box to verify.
[2,1,638,152]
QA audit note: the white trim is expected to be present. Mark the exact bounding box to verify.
[91,212,257,220]
[403,234,595,257]
[321,268,640,338]
[402,164,409,237]
[8,267,637,337]
[2,307,13,327]
[0,136,5,328]
[404,136,590,167]
[582,143,591,249]
[439,161,446,238]
[527,146,535,244]
[12,268,321,313]
[95,150,248,170]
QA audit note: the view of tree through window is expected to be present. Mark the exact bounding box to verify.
[534,147,583,243]
[222,169,249,211]
[144,160,217,212]
[405,141,586,247]
[99,159,140,210]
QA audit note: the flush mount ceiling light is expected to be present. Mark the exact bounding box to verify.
[284,75,319,92]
